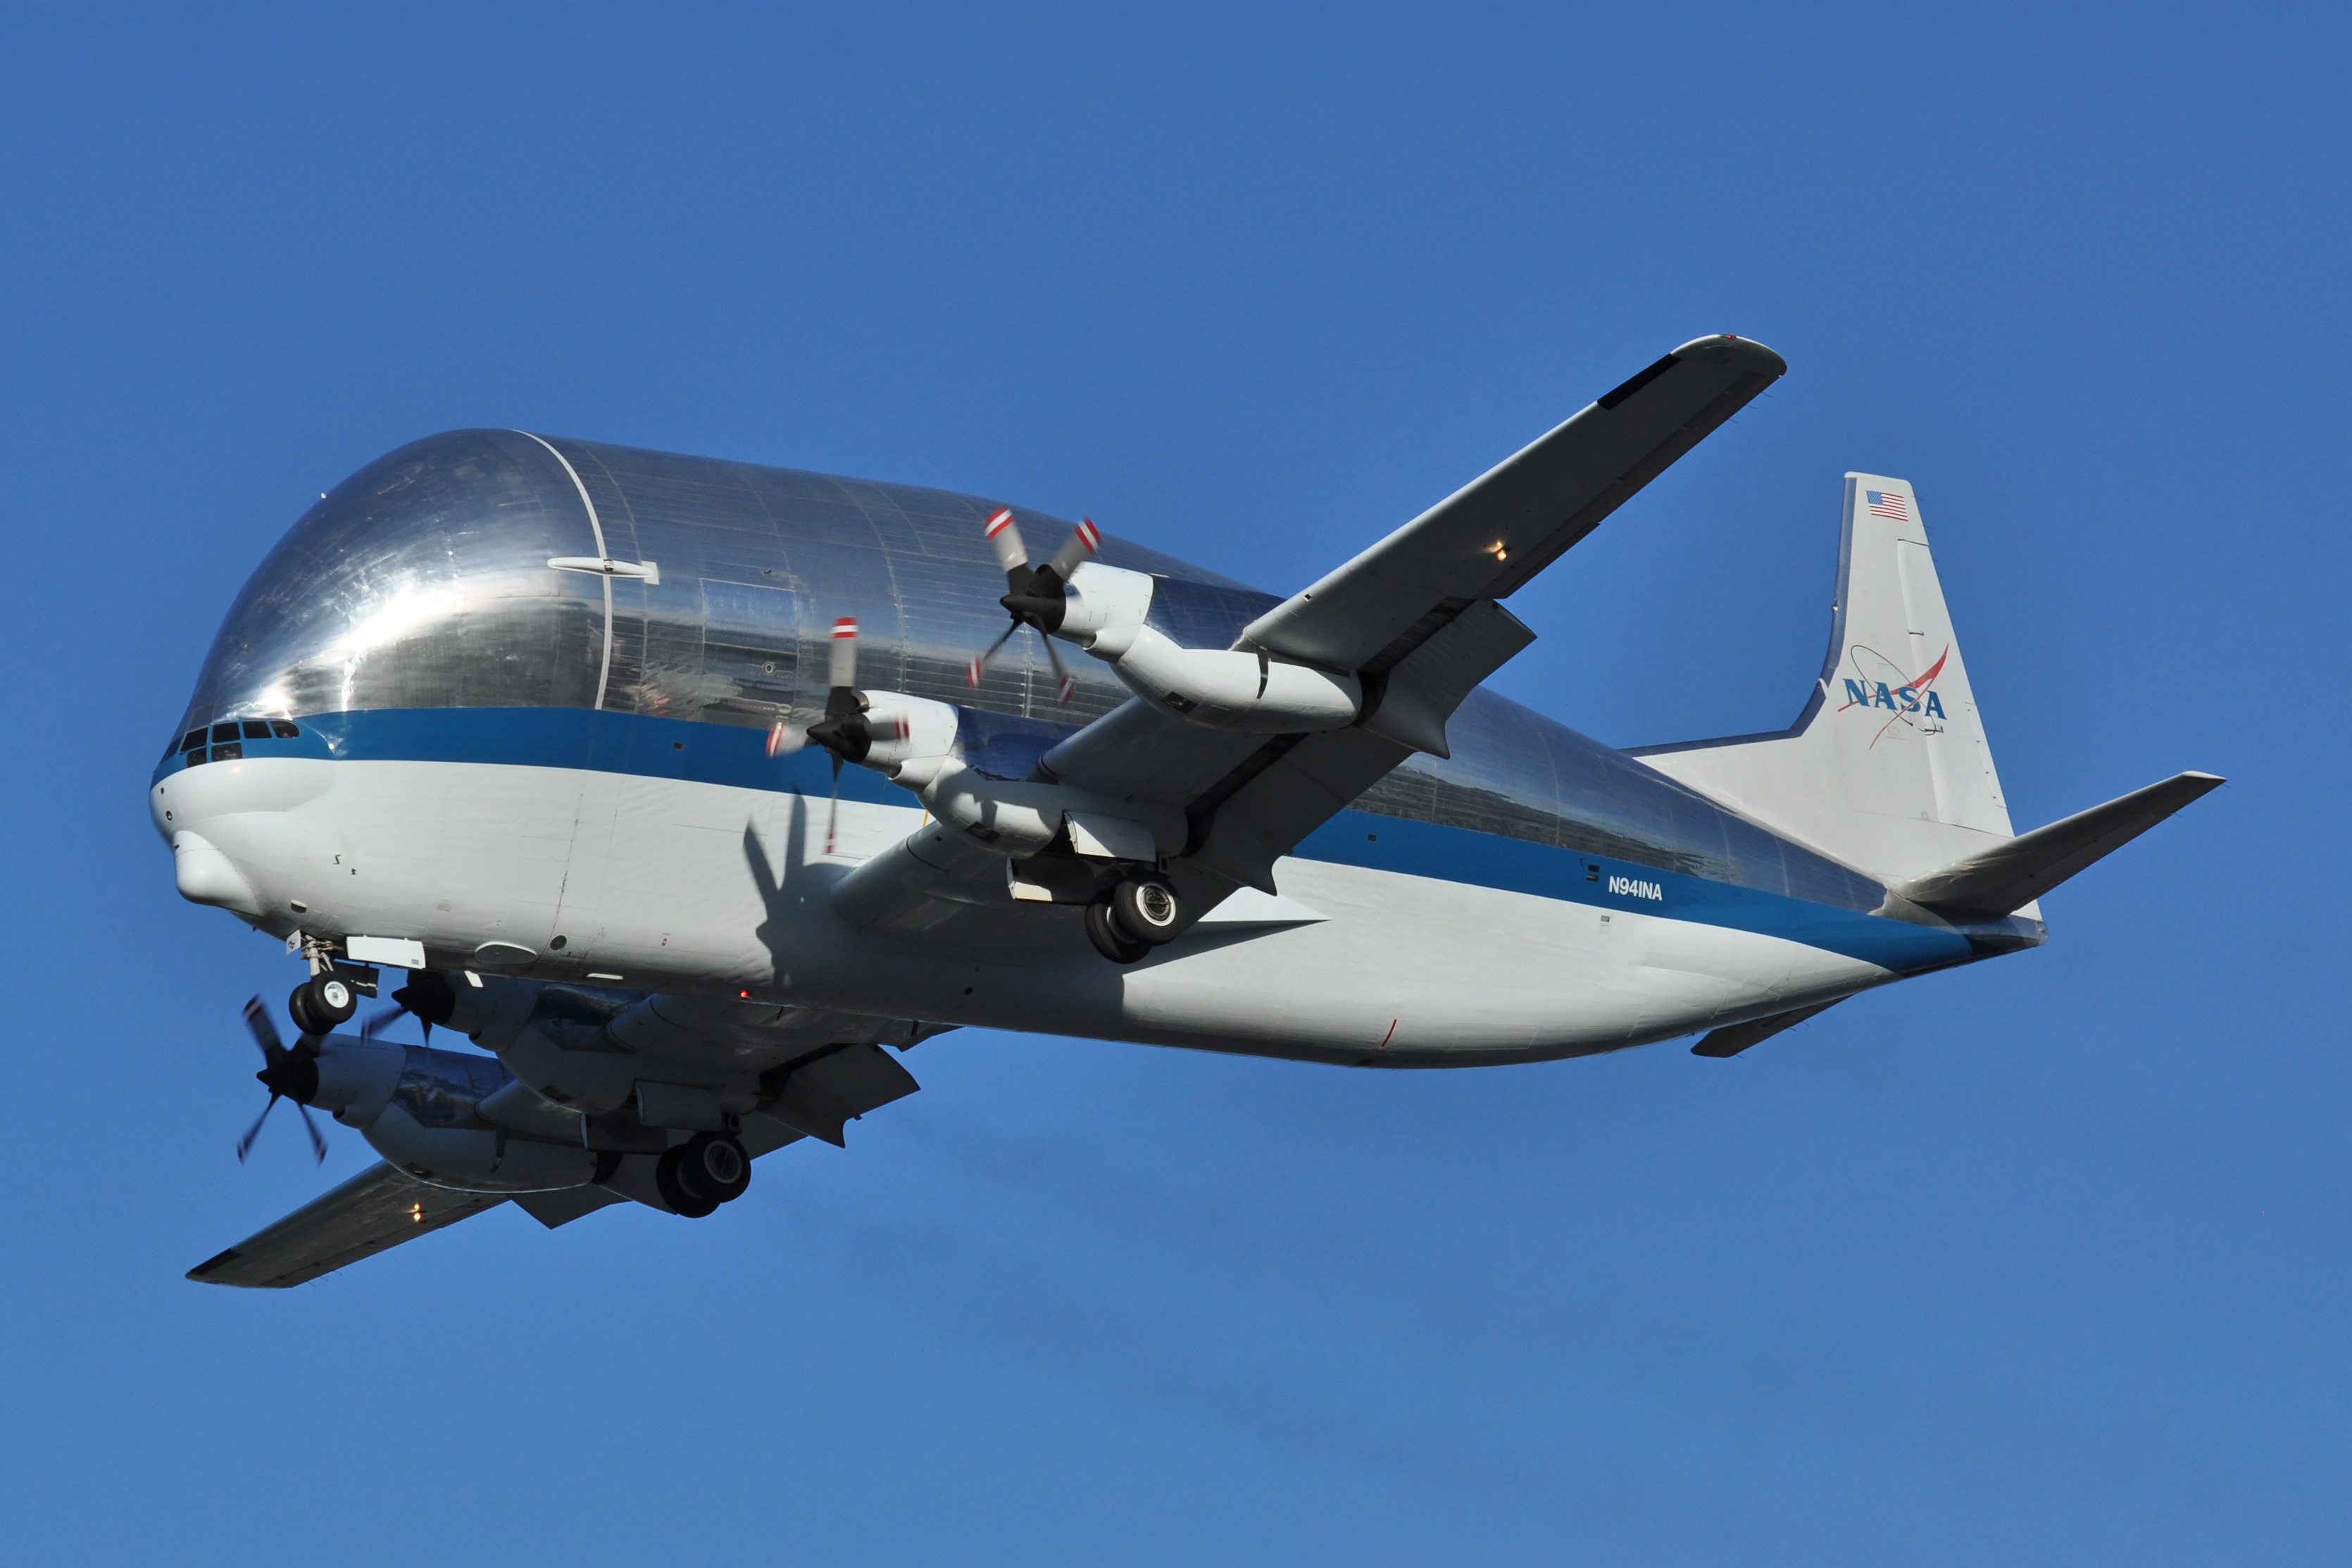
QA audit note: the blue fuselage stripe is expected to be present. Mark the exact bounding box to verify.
[157,707,1981,974]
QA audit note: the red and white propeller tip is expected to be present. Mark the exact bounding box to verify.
[968,513,1100,702]
[827,616,859,690]
[1046,517,1101,579]
[985,507,1029,580]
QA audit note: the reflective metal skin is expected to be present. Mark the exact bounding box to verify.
[170,429,1882,910]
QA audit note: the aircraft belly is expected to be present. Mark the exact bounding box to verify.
[171,761,1894,1062]
[1106,860,1889,1062]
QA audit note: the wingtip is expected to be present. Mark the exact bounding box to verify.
[1669,332,1787,378]
[187,1247,242,1283]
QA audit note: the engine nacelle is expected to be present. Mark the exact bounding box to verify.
[362,1103,601,1193]
[391,967,539,1044]
[1087,621,1361,733]
[856,694,961,782]
[301,1033,600,1193]
[914,763,1066,855]
[1056,561,1156,643]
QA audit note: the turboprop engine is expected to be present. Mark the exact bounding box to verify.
[233,996,601,1193]
[966,513,1365,734]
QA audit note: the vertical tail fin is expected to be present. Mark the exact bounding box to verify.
[1631,474,2016,882]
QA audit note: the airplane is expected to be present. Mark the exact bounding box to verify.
[153,334,2220,1287]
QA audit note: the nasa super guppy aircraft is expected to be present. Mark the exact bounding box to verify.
[156,336,2218,1286]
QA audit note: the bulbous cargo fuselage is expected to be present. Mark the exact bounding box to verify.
[150,430,1990,1066]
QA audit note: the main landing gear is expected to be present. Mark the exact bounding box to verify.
[287,972,358,1035]
[1084,875,1184,964]
[656,1132,753,1219]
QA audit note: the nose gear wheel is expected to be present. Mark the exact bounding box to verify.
[287,972,357,1035]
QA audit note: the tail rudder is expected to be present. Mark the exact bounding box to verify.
[1632,473,2015,882]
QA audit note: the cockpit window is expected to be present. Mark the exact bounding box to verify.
[211,722,241,743]
[240,720,272,740]
[180,729,206,753]
[270,720,300,739]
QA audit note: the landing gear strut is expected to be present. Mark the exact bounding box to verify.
[287,972,358,1035]
[656,1132,752,1218]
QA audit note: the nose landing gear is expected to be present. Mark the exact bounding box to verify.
[655,1132,753,1218]
[287,972,358,1035]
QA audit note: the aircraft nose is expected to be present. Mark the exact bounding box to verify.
[170,829,266,917]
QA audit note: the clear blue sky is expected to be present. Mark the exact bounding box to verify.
[2,5,2343,1563]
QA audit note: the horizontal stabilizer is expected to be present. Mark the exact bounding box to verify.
[1691,1000,1840,1058]
[188,1162,507,1288]
[1895,771,2224,921]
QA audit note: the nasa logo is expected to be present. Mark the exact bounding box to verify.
[1607,874,1663,901]
[1841,676,1948,720]
[1836,645,1953,749]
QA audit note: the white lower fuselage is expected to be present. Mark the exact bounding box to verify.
[154,748,1924,1068]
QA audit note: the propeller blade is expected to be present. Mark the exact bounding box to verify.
[296,1101,329,1164]
[358,1003,405,1041]
[237,1095,280,1162]
[826,753,843,857]
[965,621,1020,687]
[243,995,283,1058]
[1042,518,1101,581]
[984,506,1030,584]
[1040,632,1077,705]
[826,617,859,691]
[765,720,807,757]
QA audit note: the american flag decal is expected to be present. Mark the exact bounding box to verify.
[1865,489,1909,521]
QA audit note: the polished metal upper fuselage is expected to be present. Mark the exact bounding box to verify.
[172,429,1886,913]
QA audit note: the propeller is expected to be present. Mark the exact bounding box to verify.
[236,995,327,1165]
[365,967,456,1044]
[358,1000,416,1045]
[799,618,907,855]
[965,508,1099,702]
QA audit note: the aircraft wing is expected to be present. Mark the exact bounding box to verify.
[1046,598,1536,893]
[187,1162,507,1289]
[1043,338,1780,898]
[1240,334,1785,672]
[838,337,1779,922]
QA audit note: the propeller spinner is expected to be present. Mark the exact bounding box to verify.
[236,996,327,1165]
[966,508,1099,701]
[798,617,908,855]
